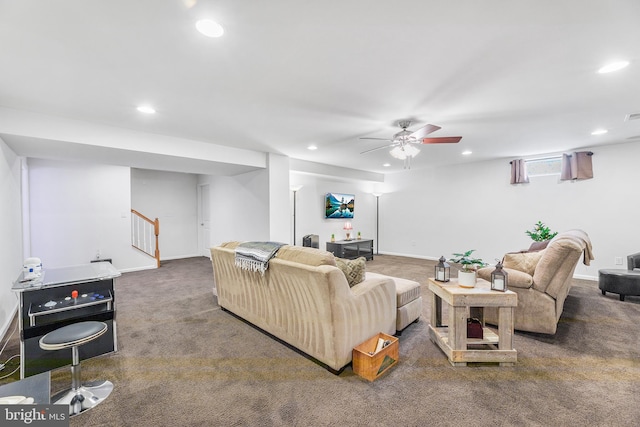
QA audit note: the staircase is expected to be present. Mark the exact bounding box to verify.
[131,209,160,267]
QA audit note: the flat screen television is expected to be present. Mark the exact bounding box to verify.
[325,192,354,218]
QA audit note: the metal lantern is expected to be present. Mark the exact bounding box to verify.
[491,261,508,292]
[435,256,450,282]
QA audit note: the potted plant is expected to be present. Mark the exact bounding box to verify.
[449,250,486,288]
[525,221,558,242]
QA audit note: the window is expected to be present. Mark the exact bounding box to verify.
[525,157,561,177]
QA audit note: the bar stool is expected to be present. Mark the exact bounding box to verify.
[39,321,113,416]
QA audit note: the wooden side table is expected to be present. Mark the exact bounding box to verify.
[427,277,517,366]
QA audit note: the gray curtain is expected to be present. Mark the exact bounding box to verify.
[510,159,529,184]
[560,151,593,180]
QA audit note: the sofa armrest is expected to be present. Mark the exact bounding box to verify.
[478,266,533,289]
[326,271,396,367]
[350,276,395,298]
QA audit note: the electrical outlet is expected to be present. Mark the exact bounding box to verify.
[615,257,623,265]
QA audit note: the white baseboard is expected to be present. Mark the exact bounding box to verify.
[376,251,440,261]
[160,253,202,261]
[573,274,598,282]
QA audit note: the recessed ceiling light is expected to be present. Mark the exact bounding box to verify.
[462,150,472,155]
[383,163,391,167]
[136,105,156,114]
[196,19,224,38]
[597,60,629,74]
[307,145,317,151]
[591,129,608,135]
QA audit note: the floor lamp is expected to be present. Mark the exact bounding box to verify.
[372,193,382,255]
[291,185,303,245]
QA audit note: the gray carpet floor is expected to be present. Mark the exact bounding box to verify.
[2,255,640,426]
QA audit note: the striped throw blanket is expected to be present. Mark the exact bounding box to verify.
[235,241,285,274]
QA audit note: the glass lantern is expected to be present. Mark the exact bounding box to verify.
[435,256,450,282]
[491,261,508,292]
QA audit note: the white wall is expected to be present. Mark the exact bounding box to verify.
[28,159,154,271]
[199,168,271,247]
[380,141,640,279]
[267,154,291,244]
[0,138,23,337]
[131,169,199,260]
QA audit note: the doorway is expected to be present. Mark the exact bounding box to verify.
[198,184,211,257]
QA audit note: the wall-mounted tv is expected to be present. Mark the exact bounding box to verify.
[325,192,354,219]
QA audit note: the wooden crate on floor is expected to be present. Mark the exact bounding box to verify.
[352,332,399,381]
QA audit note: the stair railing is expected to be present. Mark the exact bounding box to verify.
[131,209,160,267]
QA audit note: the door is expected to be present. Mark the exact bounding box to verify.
[198,184,211,257]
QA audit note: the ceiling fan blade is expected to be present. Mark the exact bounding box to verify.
[359,137,393,141]
[410,124,441,139]
[360,144,394,155]
[421,136,462,144]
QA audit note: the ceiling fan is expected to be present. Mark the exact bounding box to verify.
[360,120,462,168]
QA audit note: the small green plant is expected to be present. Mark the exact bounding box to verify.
[525,221,558,242]
[449,250,486,272]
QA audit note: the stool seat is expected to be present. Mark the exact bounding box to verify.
[40,321,107,350]
[39,321,113,417]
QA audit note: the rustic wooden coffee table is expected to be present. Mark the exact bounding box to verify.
[427,277,517,366]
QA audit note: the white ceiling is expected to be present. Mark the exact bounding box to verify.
[1,0,639,175]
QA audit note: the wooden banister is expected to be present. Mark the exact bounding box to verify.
[131,209,160,268]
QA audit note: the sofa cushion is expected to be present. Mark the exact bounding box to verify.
[503,250,545,276]
[335,257,366,287]
[478,266,534,289]
[366,272,421,306]
[274,245,337,267]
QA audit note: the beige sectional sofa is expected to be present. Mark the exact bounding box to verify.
[210,242,398,372]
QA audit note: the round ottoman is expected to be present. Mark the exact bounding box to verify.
[598,269,640,301]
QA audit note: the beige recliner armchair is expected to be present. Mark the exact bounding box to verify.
[478,230,593,335]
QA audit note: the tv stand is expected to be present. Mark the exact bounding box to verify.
[326,239,374,261]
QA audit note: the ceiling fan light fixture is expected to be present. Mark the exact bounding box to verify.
[404,144,420,157]
[390,144,420,160]
[389,146,406,160]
